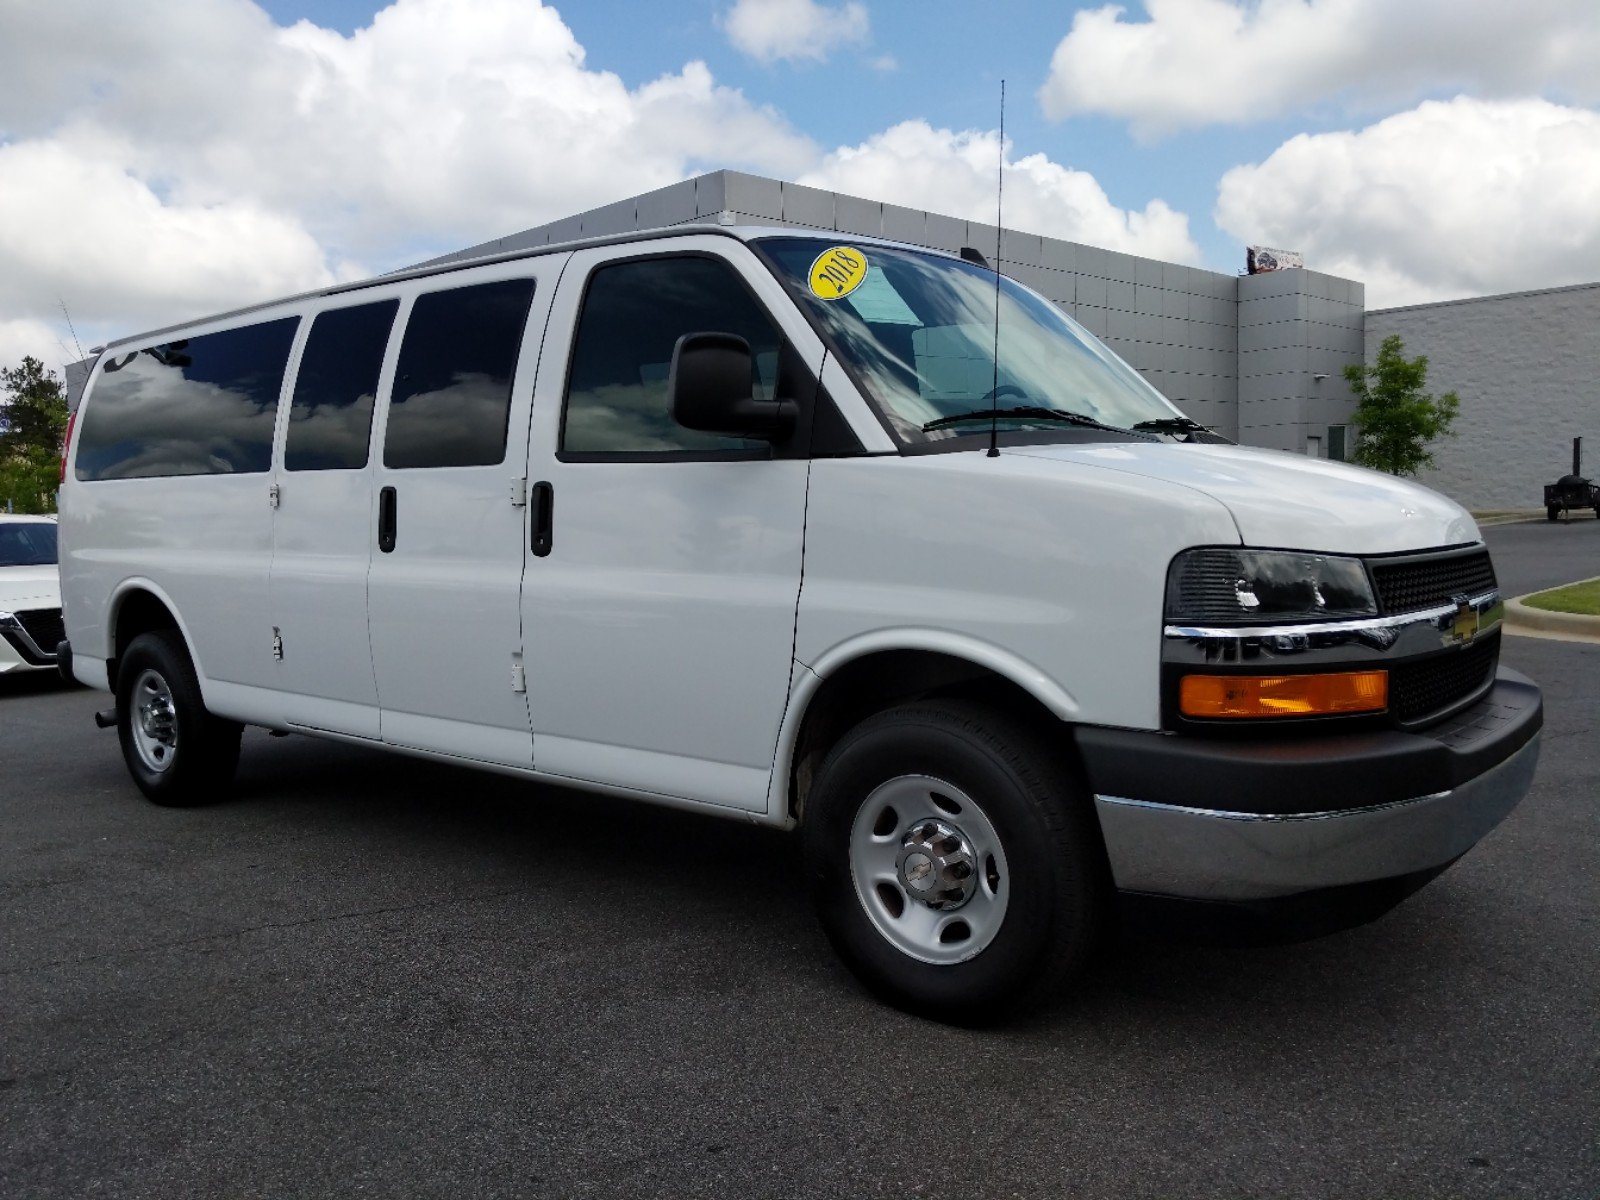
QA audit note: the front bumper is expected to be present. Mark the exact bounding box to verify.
[0,610,60,674]
[1077,667,1542,906]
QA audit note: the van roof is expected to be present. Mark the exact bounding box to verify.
[98,223,964,354]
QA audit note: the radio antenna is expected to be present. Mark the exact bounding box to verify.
[988,80,1005,459]
[59,299,85,361]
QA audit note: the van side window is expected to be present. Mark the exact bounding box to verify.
[383,278,536,470]
[562,257,779,456]
[285,299,398,472]
[75,317,299,481]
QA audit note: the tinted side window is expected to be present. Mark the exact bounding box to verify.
[76,318,298,480]
[384,278,536,469]
[562,257,780,455]
[285,300,398,471]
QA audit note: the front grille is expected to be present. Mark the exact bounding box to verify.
[1389,631,1499,723]
[1371,549,1497,615]
[12,607,65,656]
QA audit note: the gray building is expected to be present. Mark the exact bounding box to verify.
[1366,282,1600,510]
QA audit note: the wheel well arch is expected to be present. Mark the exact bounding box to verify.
[108,586,184,686]
[783,648,1084,824]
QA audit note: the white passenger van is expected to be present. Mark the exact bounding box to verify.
[59,226,1541,1020]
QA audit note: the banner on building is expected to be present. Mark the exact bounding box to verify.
[1246,246,1304,274]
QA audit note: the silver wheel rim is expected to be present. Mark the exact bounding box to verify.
[848,775,1010,965]
[131,668,178,774]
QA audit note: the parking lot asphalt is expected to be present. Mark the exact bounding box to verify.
[3,520,1597,1199]
[1484,514,1600,595]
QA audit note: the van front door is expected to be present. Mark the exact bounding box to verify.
[522,242,818,813]
[366,264,556,767]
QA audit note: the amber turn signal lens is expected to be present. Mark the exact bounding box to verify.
[1180,670,1388,718]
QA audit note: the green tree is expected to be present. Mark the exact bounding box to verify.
[0,356,70,513]
[0,448,61,515]
[1342,335,1459,477]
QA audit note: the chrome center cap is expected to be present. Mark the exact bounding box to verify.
[895,819,978,911]
[139,698,173,738]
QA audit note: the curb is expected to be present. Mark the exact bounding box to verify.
[1473,511,1548,526]
[1505,579,1600,643]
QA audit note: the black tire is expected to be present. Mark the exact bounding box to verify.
[116,630,241,807]
[802,700,1109,1024]
[1547,505,1560,522]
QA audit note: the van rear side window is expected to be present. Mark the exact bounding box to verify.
[75,318,299,481]
[383,278,536,470]
[285,300,399,472]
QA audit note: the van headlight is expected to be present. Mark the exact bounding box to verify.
[1166,548,1378,626]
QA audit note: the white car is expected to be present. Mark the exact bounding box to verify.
[0,514,63,674]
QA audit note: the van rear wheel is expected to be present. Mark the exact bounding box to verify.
[802,700,1108,1023]
[116,631,241,807]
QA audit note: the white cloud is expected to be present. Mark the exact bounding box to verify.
[722,0,870,64]
[0,319,72,378]
[0,0,817,365]
[1039,0,1600,138]
[1214,97,1600,307]
[0,139,341,329]
[0,0,816,256]
[0,0,1199,369]
[801,121,1201,263]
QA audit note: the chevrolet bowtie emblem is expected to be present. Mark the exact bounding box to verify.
[1450,595,1479,645]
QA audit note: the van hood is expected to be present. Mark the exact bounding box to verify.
[0,565,62,612]
[1010,442,1478,554]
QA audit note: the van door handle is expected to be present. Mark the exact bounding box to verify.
[378,485,397,553]
[530,481,553,557]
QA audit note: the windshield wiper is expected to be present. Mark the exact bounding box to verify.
[923,405,1126,433]
[1131,417,1212,436]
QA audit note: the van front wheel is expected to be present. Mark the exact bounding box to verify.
[116,631,241,807]
[802,700,1108,1023]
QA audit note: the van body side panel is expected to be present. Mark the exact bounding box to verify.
[793,454,1241,734]
[522,457,811,808]
[59,475,278,706]
[267,461,385,737]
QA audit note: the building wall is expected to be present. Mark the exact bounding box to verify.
[1238,265,1366,453]
[1365,283,1600,510]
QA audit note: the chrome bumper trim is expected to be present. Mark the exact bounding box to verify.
[1093,734,1540,902]
[1163,590,1502,666]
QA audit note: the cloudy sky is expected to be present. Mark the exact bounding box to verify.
[1,0,1597,374]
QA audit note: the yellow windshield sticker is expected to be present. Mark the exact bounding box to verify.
[808,246,869,300]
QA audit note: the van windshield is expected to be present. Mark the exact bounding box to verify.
[756,237,1191,446]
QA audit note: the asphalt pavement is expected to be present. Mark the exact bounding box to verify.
[2,520,1596,1198]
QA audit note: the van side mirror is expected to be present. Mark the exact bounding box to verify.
[669,332,797,442]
